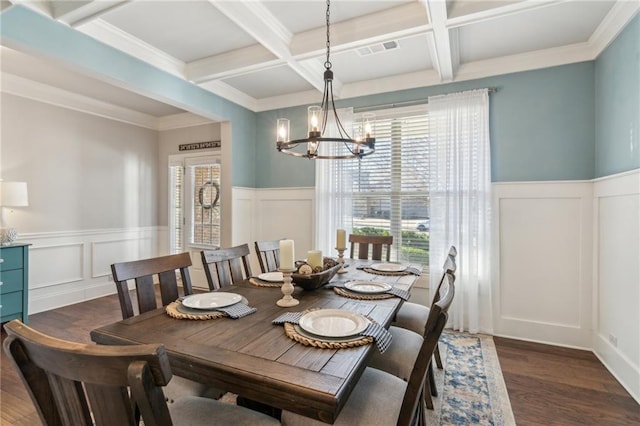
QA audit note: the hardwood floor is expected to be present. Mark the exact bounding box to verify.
[2,294,639,425]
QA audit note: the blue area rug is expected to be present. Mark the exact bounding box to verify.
[427,332,516,426]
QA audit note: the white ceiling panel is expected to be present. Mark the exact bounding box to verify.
[100,1,257,62]
[458,1,616,63]
[222,65,315,99]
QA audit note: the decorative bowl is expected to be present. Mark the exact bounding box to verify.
[292,263,341,291]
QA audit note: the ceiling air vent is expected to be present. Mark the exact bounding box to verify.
[357,40,399,57]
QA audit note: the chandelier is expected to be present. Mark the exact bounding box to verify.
[276,0,375,160]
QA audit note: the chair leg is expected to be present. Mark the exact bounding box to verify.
[424,380,434,410]
[428,363,437,397]
[434,343,443,369]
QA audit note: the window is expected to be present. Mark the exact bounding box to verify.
[348,107,430,265]
[169,155,221,254]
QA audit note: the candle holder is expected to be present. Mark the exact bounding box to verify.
[276,268,299,307]
[335,248,348,274]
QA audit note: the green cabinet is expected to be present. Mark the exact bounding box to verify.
[0,243,30,324]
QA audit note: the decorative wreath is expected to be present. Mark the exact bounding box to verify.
[198,180,220,209]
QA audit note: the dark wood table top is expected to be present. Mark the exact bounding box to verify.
[91,260,420,424]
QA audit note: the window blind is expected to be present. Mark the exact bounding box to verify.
[347,106,430,265]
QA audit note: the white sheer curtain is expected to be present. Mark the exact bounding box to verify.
[315,108,354,255]
[428,89,492,333]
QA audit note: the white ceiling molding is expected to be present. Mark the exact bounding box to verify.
[422,0,455,82]
[446,0,561,29]
[198,79,259,112]
[77,19,185,79]
[53,0,129,28]
[589,1,640,55]
[156,112,215,131]
[455,42,596,82]
[2,72,213,130]
[1,72,158,129]
[186,44,280,83]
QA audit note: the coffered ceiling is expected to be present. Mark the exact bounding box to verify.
[1,0,638,122]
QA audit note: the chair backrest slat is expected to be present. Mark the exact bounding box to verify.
[201,244,253,290]
[398,272,456,426]
[111,253,194,319]
[348,234,393,261]
[255,240,282,273]
[3,320,173,426]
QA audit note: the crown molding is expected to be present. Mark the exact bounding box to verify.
[1,72,212,130]
[1,72,158,128]
[589,0,640,56]
[198,79,259,112]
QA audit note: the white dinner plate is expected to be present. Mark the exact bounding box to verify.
[293,325,363,343]
[258,272,284,282]
[299,309,369,338]
[182,293,242,310]
[345,280,392,294]
[370,262,407,273]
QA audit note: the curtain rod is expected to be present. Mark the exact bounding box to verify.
[353,87,498,113]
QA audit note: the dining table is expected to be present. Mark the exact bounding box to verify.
[90,259,422,424]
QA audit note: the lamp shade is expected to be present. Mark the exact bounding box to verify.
[0,182,29,207]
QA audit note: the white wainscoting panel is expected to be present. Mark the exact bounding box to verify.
[254,187,315,262]
[592,169,640,403]
[92,237,153,277]
[231,187,259,275]
[29,243,84,289]
[19,227,160,314]
[492,181,593,348]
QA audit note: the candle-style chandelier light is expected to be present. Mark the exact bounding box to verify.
[275,0,375,160]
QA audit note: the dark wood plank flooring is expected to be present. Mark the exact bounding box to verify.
[2,293,638,425]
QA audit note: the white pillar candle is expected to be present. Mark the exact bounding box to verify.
[336,229,346,249]
[279,240,295,270]
[307,250,323,270]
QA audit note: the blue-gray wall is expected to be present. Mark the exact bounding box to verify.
[0,5,256,188]
[256,62,596,187]
[595,14,640,177]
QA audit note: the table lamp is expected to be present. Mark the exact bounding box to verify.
[0,181,29,245]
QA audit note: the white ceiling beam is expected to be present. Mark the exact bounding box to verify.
[208,0,326,93]
[422,0,455,82]
[77,19,185,78]
[52,0,130,27]
[186,44,281,83]
[446,0,563,28]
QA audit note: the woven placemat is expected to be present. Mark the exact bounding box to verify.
[333,287,394,300]
[165,301,225,320]
[249,277,282,288]
[283,322,373,349]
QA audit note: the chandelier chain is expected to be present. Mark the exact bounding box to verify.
[325,0,331,69]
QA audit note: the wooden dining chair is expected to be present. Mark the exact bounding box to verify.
[111,252,222,403]
[2,320,280,426]
[201,243,253,290]
[255,239,282,273]
[281,276,455,426]
[111,252,195,320]
[348,234,393,261]
[367,271,456,411]
[393,245,457,369]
